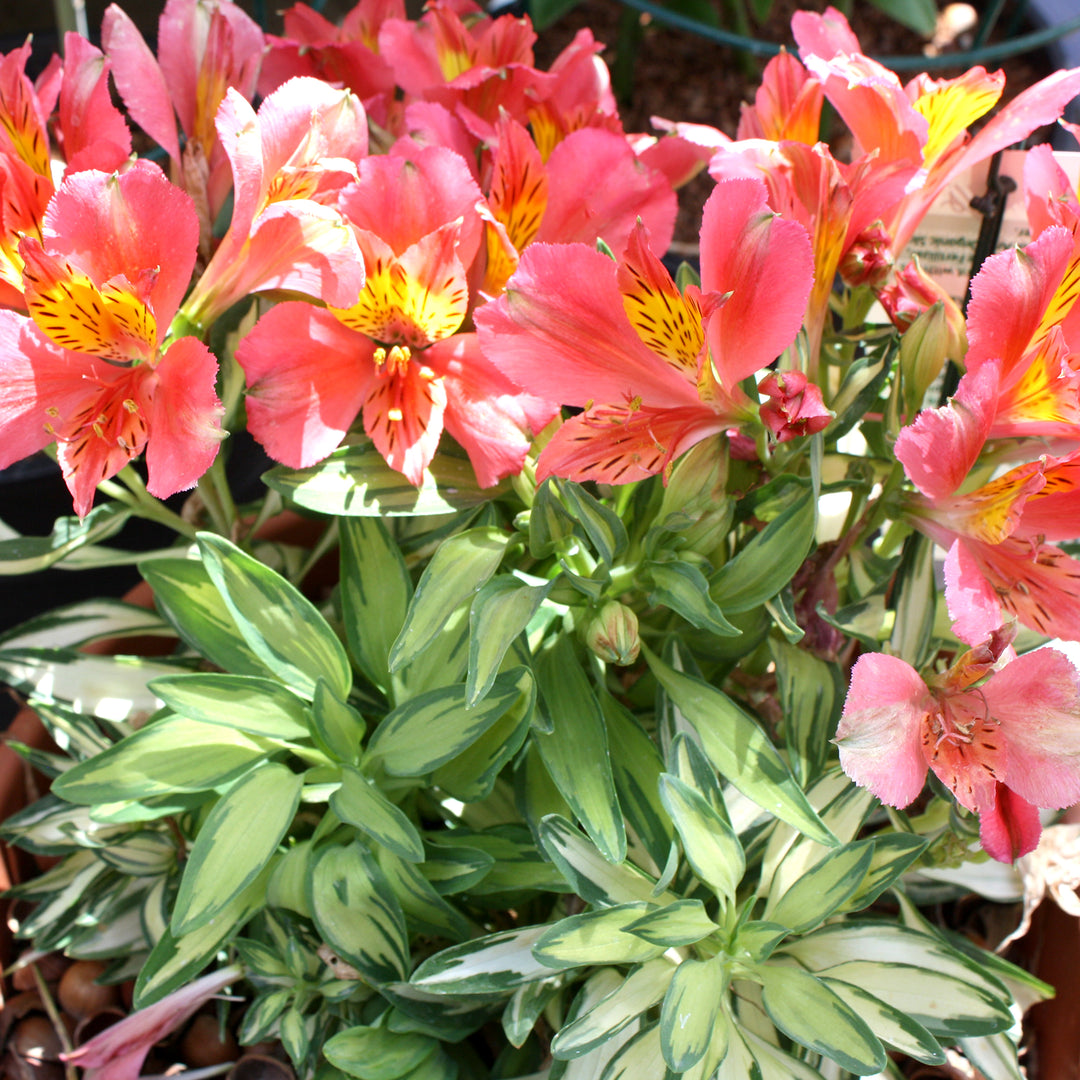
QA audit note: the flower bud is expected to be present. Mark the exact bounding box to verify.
[879,258,967,362]
[898,302,957,417]
[585,601,640,666]
[839,222,893,288]
[657,435,734,556]
[758,370,832,443]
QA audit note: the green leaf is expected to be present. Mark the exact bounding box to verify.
[659,773,744,903]
[134,873,267,1006]
[53,717,273,803]
[411,925,552,994]
[331,765,424,862]
[552,959,675,1060]
[538,815,675,908]
[0,599,170,650]
[389,526,508,673]
[645,560,740,636]
[98,832,177,876]
[621,899,718,947]
[0,503,130,574]
[150,673,312,740]
[198,533,352,700]
[366,668,532,776]
[503,978,560,1049]
[829,341,893,441]
[710,482,816,613]
[769,638,837,785]
[141,557,271,678]
[312,679,366,763]
[534,636,624,864]
[419,843,494,895]
[529,0,582,31]
[264,440,501,516]
[599,1022,665,1080]
[467,576,549,705]
[267,839,313,917]
[889,531,938,668]
[0,648,182,723]
[846,833,929,911]
[376,848,471,941]
[822,977,945,1066]
[533,904,661,969]
[660,958,726,1072]
[644,648,835,846]
[958,1031,1025,1080]
[867,0,937,36]
[324,1025,438,1079]
[758,964,886,1075]
[767,841,874,934]
[339,517,412,692]
[555,479,628,566]
[172,763,300,934]
[528,480,576,558]
[600,694,673,870]
[310,842,410,985]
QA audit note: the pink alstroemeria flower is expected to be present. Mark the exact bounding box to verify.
[103,0,264,230]
[0,35,131,308]
[837,630,1080,862]
[181,78,368,331]
[792,6,1080,253]
[237,146,556,486]
[477,177,813,484]
[480,112,676,297]
[259,0,403,112]
[0,163,223,518]
[61,965,241,1080]
[758,370,831,443]
[378,0,552,140]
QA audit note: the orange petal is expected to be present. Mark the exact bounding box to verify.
[911,67,1004,170]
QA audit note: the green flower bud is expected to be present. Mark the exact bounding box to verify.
[585,601,640,666]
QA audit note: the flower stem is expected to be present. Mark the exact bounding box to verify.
[100,469,199,540]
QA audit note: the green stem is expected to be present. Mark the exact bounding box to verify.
[100,470,199,540]
[294,519,340,587]
[196,454,239,539]
[31,963,77,1080]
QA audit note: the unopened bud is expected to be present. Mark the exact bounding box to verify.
[840,222,893,288]
[758,370,832,443]
[658,435,734,556]
[898,303,955,417]
[879,258,967,362]
[585,601,640,666]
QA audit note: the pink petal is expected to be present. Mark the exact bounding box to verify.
[944,538,1008,645]
[1024,143,1078,237]
[538,127,676,256]
[835,652,930,808]
[0,312,90,469]
[950,68,1080,194]
[429,333,557,487]
[894,361,999,499]
[63,965,241,1079]
[476,242,701,409]
[101,3,180,163]
[986,647,1080,809]
[979,784,1042,863]
[237,303,374,468]
[56,33,131,174]
[362,360,448,485]
[699,178,814,388]
[144,337,224,499]
[42,162,199,330]
[536,403,724,485]
[966,224,1075,378]
[339,146,485,267]
[791,5,863,60]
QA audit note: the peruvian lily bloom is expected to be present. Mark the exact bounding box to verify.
[736,49,823,145]
[237,146,556,485]
[791,6,1080,253]
[103,0,264,232]
[481,112,676,297]
[709,138,915,368]
[0,34,131,308]
[836,628,1080,862]
[0,163,223,518]
[180,78,368,332]
[61,965,241,1080]
[259,0,403,113]
[476,177,813,484]
[378,0,552,139]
